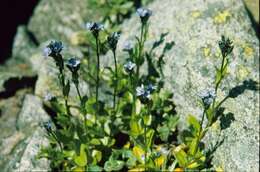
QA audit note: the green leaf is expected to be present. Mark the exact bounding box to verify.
[74,144,87,167]
[55,130,72,145]
[143,114,152,126]
[188,137,199,156]
[90,138,101,145]
[146,129,155,148]
[100,137,115,147]
[215,67,222,85]
[187,115,200,132]
[206,107,214,123]
[135,99,142,115]
[104,120,111,135]
[167,115,179,131]
[157,125,170,141]
[104,160,124,171]
[130,118,143,137]
[123,91,133,103]
[87,165,102,172]
[172,146,188,168]
[92,150,102,164]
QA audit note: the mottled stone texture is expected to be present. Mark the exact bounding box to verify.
[28,0,97,43]
[115,0,259,171]
[0,94,50,172]
[0,0,259,171]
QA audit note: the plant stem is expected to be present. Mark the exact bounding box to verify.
[74,82,88,134]
[144,124,147,171]
[213,55,226,108]
[136,23,145,85]
[130,74,136,116]
[95,36,100,123]
[75,83,82,101]
[113,50,118,111]
[60,69,70,116]
[192,109,206,156]
[144,102,151,172]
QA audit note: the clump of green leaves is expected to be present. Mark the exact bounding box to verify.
[39,6,238,172]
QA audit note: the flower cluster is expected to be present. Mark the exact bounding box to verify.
[136,84,157,103]
[43,40,63,58]
[66,57,81,73]
[198,88,216,108]
[107,32,120,51]
[137,7,152,24]
[124,61,136,73]
[86,22,104,38]
[218,35,234,57]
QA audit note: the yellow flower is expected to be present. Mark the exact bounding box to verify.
[155,155,166,167]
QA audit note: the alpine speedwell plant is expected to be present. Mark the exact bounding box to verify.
[38,6,241,172]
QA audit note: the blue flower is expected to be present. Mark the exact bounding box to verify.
[43,40,63,57]
[198,88,216,108]
[124,61,136,73]
[136,83,157,102]
[146,83,157,93]
[136,84,146,96]
[86,22,104,37]
[107,32,120,51]
[66,57,80,73]
[137,8,152,24]
[123,41,134,52]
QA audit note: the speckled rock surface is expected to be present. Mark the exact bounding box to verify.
[0,0,259,171]
[112,0,259,171]
[0,94,50,172]
[28,0,99,43]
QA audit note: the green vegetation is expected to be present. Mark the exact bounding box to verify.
[38,5,242,172]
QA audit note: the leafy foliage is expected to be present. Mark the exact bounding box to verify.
[38,4,239,172]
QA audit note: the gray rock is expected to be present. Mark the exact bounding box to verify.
[17,94,50,133]
[14,128,50,172]
[28,0,99,43]
[0,94,50,172]
[12,26,37,60]
[113,0,259,171]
